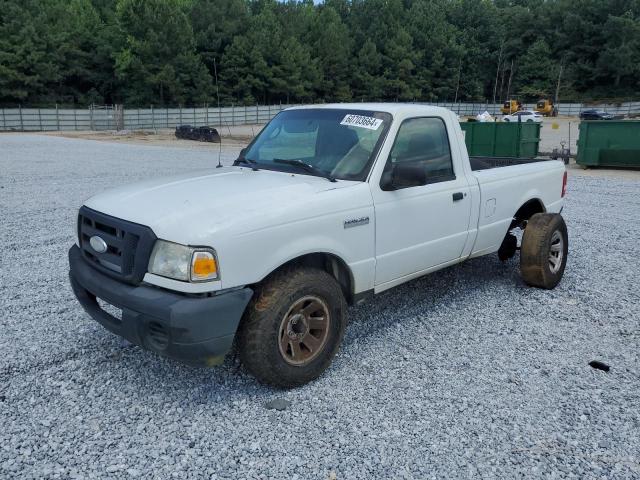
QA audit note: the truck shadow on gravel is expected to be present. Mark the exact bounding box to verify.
[341,254,522,350]
[101,253,524,394]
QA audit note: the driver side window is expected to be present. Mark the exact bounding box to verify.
[383,117,455,189]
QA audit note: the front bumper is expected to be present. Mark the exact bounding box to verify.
[68,245,253,366]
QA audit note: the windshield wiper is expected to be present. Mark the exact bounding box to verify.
[234,157,259,171]
[273,159,336,182]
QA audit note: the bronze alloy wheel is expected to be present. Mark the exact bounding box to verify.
[238,267,348,387]
[278,295,331,366]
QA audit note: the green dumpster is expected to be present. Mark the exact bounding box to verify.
[577,121,640,168]
[460,122,541,158]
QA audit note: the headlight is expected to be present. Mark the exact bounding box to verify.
[148,240,219,282]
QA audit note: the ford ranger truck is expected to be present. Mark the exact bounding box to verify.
[69,104,568,387]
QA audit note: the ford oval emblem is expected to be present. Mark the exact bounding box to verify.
[89,236,108,254]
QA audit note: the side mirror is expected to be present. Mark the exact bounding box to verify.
[381,162,426,191]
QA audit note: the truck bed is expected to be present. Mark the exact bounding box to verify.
[469,156,548,171]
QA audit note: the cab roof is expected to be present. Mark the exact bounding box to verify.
[286,103,453,117]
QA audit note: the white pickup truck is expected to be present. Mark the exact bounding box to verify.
[69,104,568,387]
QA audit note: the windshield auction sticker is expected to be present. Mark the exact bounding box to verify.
[340,114,383,130]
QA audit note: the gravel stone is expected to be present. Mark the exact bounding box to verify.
[1,134,639,478]
[265,399,291,411]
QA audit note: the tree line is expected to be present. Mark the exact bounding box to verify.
[1,0,639,107]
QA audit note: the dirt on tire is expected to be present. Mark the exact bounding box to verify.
[520,213,568,289]
[237,267,347,388]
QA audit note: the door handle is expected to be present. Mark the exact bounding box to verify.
[452,192,464,201]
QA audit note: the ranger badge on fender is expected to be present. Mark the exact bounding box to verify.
[343,216,370,229]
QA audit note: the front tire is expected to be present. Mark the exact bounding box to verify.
[237,267,347,388]
[520,213,568,289]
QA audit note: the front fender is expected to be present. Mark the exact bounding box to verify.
[218,211,376,294]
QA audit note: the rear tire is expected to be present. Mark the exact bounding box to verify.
[238,267,347,388]
[520,213,568,289]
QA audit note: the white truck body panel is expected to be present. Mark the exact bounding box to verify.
[85,169,376,293]
[367,106,474,289]
[83,103,566,296]
[469,162,565,257]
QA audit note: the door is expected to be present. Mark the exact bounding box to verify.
[372,117,472,286]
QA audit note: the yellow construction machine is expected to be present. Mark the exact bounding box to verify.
[535,99,558,117]
[501,98,522,115]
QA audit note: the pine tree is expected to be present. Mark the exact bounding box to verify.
[52,0,119,105]
[220,35,268,105]
[0,1,61,105]
[2,0,640,106]
[598,13,640,89]
[114,0,212,106]
[307,6,353,101]
[382,28,420,101]
[516,39,557,99]
[352,40,383,101]
[446,0,501,100]
[407,0,461,101]
[190,0,248,82]
[271,37,319,103]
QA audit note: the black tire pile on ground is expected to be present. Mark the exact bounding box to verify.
[175,125,221,143]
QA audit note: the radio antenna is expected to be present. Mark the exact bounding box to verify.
[213,57,223,169]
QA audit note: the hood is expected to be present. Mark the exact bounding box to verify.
[84,166,360,244]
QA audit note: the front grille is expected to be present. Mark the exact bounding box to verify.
[78,206,157,284]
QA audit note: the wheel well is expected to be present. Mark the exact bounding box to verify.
[511,198,545,228]
[262,253,355,304]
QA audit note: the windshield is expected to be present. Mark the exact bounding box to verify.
[240,108,392,181]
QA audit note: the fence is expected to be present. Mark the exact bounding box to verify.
[0,104,295,132]
[2,101,640,132]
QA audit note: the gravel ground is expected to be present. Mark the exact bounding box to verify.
[1,134,639,479]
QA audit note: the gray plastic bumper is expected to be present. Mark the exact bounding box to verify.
[68,245,253,366]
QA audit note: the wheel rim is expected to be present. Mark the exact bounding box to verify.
[549,230,564,274]
[278,295,330,366]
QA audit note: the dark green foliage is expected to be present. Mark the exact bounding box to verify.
[0,1,57,105]
[1,0,639,107]
[516,40,558,99]
[115,0,212,105]
[307,6,352,101]
[190,0,248,78]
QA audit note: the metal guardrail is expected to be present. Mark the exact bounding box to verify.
[1,102,639,132]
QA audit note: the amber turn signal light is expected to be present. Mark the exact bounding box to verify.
[190,251,218,281]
